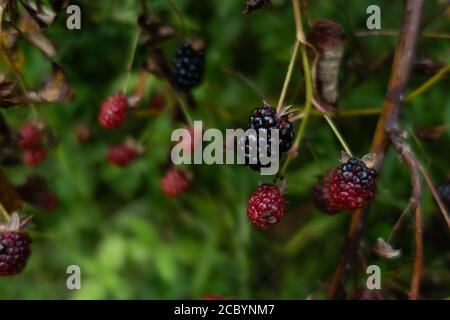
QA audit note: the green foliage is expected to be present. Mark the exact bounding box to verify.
[1,0,449,299]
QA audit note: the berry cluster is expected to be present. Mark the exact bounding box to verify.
[172,42,205,90]
[313,155,378,214]
[17,122,48,167]
[242,104,294,171]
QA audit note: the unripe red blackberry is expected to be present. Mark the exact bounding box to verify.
[328,155,377,211]
[17,122,44,149]
[0,214,32,276]
[98,93,128,129]
[241,104,294,171]
[107,143,141,167]
[172,42,205,90]
[161,167,189,198]
[437,181,450,209]
[23,146,47,167]
[313,174,340,215]
[247,184,287,230]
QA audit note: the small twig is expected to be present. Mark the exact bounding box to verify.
[224,67,267,101]
[388,202,412,243]
[167,0,190,38]
[276,41,301,113]
[323,114,353,156]
[355,30,450,40]
[417,163,450,229]
[406,64,450,102]
[123,27,141,94]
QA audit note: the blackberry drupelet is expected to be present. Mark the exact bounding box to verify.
[172,43,205,90]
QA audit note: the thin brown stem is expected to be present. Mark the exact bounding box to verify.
[328,0,425,299]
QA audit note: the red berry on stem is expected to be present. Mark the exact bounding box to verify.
[23,146,47,167]
[247,184,287,230]
[17,122,43,149]
[313,174,340,215]
[161,167,189,198]
[98,93,128,129]
[0,231,32,276]
[107,144,138,167]
[328,157,377,211]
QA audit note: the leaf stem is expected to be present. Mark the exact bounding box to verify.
[406,64,450,102]
[123,27,141,94]
[276,41,300,112]
[323,114,353,156]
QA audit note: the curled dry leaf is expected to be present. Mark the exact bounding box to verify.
[307,20,346,111]
[373,237,401,259]
[31,63,73,103]
[0,64,72,108]
[16,8,56,58]
[361,153,377,168]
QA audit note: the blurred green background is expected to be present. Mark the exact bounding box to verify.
[0,0,449,299]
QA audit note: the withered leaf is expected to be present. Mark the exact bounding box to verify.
[19,0,57,28]
[373,237,401,260]
[139,13,176,48]
[243,0,272,14]
[32,63,73,103]
[16,8,56,58]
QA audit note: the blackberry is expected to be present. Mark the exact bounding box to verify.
[241,104,294,171]
[0,214,32,277]
[161,167,189,198]
[172,43,205,90]
[329,157,377,211]
[23,146,47,167]
[107,143,140,167]
[247,184,287,230]
[98,93,128,129]
[17,122,44,149]
[313,174,340,215]
[437,181,450,209]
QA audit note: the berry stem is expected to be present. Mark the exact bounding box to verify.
[406,63,450,102]
[123,27,141,94]
[173,90,194,127]
[276,40,301,113]
[167,0,191,38]
[0,202,10,222]
[323,114,353,156]
[278,0,313,176]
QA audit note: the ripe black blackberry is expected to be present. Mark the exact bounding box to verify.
[241,104,294,171]
[172,42,205,90]
[437,181,450,209]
